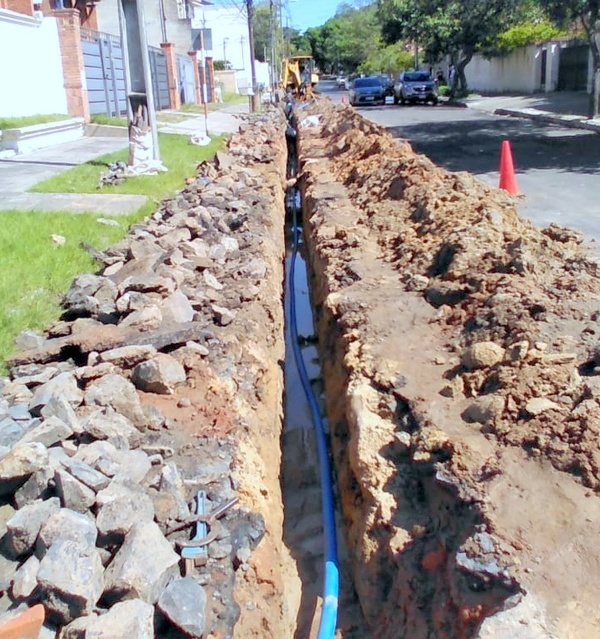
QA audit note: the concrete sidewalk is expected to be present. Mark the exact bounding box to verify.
[0,103,248,215]
[463,91,600,132]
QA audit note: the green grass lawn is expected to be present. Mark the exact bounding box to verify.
[30,132,225,200]
[0,114,71,130]
[90,114,128,128]
[0,211,140,370]
[2,132,227,371]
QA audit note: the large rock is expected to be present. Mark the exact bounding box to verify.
[157,577,207,638]
[37,508,98,556]
[80,409,141,447]
[131,355,186,395]
[37,539,104,624]
[95,483,154,539]
[160,290,195,324]
[54,470,95,513]
[103,521,179,604]
[462,341,505,370]
[84,374,147,427]
[11,554,40,599]
[28,372,83,416]
[40,396,82,435]
[98,345,157,368]
[5,498,60,557]
[0,418,27,449]
[0,442,49,496]
[60,458,110,492]
[14,467,54,508]
[18,416,73,448]
[85,599,154,639]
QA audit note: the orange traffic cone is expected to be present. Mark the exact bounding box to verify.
[499,140,518,195]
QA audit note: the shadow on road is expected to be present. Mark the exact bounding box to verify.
[388,117,600,175]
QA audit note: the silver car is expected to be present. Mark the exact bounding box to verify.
[393,71,438,106]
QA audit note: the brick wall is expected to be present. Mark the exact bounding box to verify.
[53,8,90,121]
[5,0,33,15]
[161,42,180,110]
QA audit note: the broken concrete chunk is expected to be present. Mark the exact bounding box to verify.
[14,467,55,509]
[159,462,190,519]
[6,498,60,557]
[84,374,147,427]
[37,508,98,557]
[28,372,83,416]
[54,470,96,513]
[131,354,186,395]
[157,577,207,638]
[11,554,40,600]
[85,599,154,639]
[95,485,154,539]
[58,614,97,639]
[111,449,152,485]
[60,458,110,492]
[0,443,49,497]
[18,416,73,448]
[0,418,27,449]
[119,305,163,331]
[103,521,179,604]
[37,539,104,624]
[211,304,236,327]
[80,409,140,447]
[98,345,158,368]
[40,396,82,435]
[161,290,195,324]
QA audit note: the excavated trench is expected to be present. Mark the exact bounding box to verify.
[2,101,600,638]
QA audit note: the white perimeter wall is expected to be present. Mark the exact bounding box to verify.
[466,45,542,94]
[0,10,68,117]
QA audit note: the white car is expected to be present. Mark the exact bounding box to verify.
[336,75,350,90]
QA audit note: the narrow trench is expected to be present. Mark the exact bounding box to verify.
[281,121,365,638]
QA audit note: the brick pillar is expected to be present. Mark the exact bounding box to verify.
[188,51,201,105]
[6,0,33,15]
[53,9,90,122]
[206,57,215,103]
[161,43,181,110]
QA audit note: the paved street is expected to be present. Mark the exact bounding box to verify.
[319,86,600,250]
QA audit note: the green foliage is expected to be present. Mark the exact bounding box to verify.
[305,3,384,73]
[359,43,413,74]
[0,114,70,130]
[30,133,226,201]
[90,114,128,128]
[0,210,141,369]
[496,20,562,53]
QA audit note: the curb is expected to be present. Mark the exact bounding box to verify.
[493,107,600,133]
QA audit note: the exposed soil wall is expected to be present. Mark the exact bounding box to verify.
[297,99,600,638]
[0,110,300,638]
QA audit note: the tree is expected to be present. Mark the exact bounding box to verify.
[252,2,273,62]
[538,0,600,117]
[377,0,522,94]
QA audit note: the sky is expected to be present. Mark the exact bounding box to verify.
[286,0,340,32]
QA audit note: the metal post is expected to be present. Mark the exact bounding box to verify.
[120,0,160,161]
[246,0,259,112]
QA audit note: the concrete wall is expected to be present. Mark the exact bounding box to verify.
[95,0,192,55]
[466,45,543,94]
[0,9,68,117]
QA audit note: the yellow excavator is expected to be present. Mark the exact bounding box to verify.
[282,55,319,100]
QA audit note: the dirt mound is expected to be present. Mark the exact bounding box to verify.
[307,99,600,492]
[297,98,600,638]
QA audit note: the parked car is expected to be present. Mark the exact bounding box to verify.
[349,76,386,106]
[393,71,438,105]
[376,74,394,97]
[336,75,350,90]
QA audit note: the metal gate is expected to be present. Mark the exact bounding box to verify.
[149,47,170,110]
[81,29,127,117]
[177,55,196,104]
[558,45,589,91]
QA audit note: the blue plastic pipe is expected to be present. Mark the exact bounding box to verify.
[288,223,340,639]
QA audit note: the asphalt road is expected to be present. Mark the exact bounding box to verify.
[318,86,600,250]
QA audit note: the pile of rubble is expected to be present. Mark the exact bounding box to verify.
[0,110,294,638]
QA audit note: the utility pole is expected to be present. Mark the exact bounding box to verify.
[269,0,276,95]
[222,37,228,67]
[246,0,259,112]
